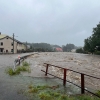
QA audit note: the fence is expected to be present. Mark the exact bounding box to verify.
[14,53,37,68]
[41,63,100,98]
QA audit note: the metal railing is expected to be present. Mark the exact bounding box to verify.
[14,53,36,69]
[41,63,100,98]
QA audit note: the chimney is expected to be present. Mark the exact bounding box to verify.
[0,32,1,35]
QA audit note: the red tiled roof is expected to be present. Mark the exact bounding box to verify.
[56,48,63,52]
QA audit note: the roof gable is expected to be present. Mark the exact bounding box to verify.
[0,34,25,45]
[0,34,7,39]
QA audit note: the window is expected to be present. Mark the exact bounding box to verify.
[1,42,3,46]
[11,43,13,46]
[6,50,8,53]
[11,49,13,52]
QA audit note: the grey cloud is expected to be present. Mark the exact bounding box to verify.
[0,0,100,46]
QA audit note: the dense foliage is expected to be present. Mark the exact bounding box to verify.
[83,22,100,54]
[62,44,75,52]
[25,43,54,52]
[76,48,84,53]
[24,42,78,52]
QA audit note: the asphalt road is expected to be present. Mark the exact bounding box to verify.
[0,53,35,100]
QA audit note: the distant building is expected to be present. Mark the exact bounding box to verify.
[55,48,63,52]
[0,33,26,53]
[71,49,76,53]
[27,45,30,49]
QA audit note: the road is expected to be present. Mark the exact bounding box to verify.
[0,53,35,100]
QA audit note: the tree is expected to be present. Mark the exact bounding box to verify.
[76,48,84,53]
[84,22,100,54]
[62,44,75,52]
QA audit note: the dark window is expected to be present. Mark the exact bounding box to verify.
[1,42,3,46]
[6,50,8,53]
[11,43,13,46]
[0,48,3,52]
[11,49,13,52]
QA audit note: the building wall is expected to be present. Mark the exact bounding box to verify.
[17,43,26,51]
[0,37,17,53]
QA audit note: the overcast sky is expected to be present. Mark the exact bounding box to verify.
[0,0,100,46]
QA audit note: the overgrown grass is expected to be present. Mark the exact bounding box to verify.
[22,61,30,66]
[27,84,100,100]
[6,61,31,75]
[6,68,20,75]
[96,90,100,97]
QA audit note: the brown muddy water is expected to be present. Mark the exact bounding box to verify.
[0,52,100,99]
[25,52,100,92]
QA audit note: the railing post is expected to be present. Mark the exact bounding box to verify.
[19,59,20,65]
[63,69,67,86]
[45,64,49,76]
[81,74,85,94]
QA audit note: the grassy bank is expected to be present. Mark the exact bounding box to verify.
[26,84,100,100]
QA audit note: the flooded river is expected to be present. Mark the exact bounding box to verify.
[25,52,100,92]
[0,52,100,99]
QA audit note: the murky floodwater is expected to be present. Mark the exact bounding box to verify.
[0,52,100,99]
[25,52,100,92]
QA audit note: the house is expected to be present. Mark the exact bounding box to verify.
[55,48,63,52]
[0,33,26,53]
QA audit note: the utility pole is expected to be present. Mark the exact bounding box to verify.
[13,33,14,54]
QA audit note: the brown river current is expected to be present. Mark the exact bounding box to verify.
[24,52,100,92]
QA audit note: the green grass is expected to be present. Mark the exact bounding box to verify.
[39,92,53,100]
[6,67,20,75]
[96,90,100,97]
[6,61,31,75]
[22,61,30,66]
[17,65,31,72]
[27,84,100,100]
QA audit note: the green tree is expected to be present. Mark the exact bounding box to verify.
[76,48,84,53]
[84,22,100,54]
[62,44,75,52]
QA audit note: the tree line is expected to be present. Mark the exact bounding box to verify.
[24,42,77,52]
